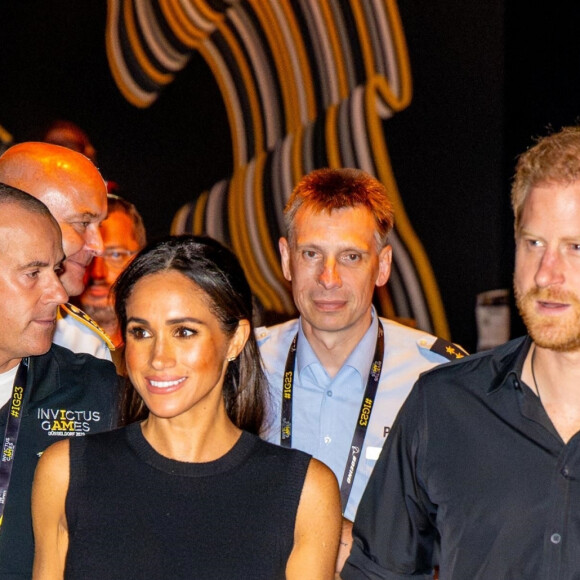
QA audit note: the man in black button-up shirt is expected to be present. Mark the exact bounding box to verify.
[343,127,580,579]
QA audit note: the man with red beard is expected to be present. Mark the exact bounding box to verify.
[343,127,580,580]
[0,142,113,360]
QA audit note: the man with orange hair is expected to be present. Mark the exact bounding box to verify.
[257,168,465,573]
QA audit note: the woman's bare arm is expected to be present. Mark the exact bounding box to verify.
[31,440,70,580]
[336,517,354,577]
[286,458,341,580]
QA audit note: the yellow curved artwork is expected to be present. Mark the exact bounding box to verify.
[106,0,449,338]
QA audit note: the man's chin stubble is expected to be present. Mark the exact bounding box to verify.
[82,304,117,327]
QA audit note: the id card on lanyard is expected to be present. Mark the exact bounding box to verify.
[0,358,28,528]
[280,323,384,512]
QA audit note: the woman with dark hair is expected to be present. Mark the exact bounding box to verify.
[31,236,341,579]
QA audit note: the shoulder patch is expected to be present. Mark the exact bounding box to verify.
[255,326,269,341]
[58,303,115,351]
[429,337,468,360]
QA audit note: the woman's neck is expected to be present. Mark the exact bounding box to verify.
[141,406,241,463]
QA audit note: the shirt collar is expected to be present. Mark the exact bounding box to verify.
[296,308,379,384]
[488,335,532,394]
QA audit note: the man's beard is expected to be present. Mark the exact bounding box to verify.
[514,283,580,352]
[83,303,117,331]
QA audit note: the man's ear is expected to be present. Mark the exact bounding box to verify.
[279,237,292,282]
[376,244,392,288]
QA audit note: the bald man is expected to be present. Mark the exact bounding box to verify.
[0,142,114,359]
[0,183,119,577]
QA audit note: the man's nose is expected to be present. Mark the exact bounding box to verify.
[318,258,342,289]
[88,256,107,281]
[85,224,105,256]
[535,248,565,288]
[45,273,68,306]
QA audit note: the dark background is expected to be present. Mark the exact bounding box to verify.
[2,1,579,351]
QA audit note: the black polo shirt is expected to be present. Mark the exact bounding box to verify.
[0,345,120,578]
[343,336,580,580]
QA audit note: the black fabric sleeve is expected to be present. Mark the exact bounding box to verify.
[342,379,437,579]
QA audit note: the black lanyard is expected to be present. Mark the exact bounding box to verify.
[280,322,384,512]
[0,358,28,528]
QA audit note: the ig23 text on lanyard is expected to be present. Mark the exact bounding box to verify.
[280,323,384,512]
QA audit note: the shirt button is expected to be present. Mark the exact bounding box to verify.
[562,466,570,478]
[550,533,562,544]
[327,390,333,397]
[324,436,331,444]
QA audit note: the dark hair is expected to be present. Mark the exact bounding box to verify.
[284,168,395,249]
[107,194,147,248]
[0,181,56,221]
[113,235,267,434]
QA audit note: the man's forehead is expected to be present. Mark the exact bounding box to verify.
[0,201,54,225]
[525,182,580,209]
[39,186,107,220]
[102,210,138,237]
[295,203,377,226]
[0,213,62,262]
[293,205,377,239]
[518,182,580,234]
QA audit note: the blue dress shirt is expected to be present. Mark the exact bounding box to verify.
[257,309,451,520]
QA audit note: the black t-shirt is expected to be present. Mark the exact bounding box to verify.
[0,345,120,578]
